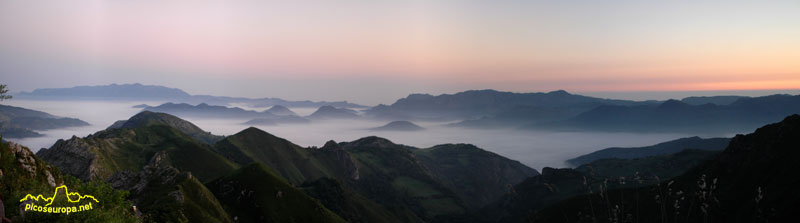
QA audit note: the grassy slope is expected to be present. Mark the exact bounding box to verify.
[301,178,406,223]
[0,139,137,223]
[343,137,467,221]
[206,163,345,223]
[414,144,539,209]
[88,125,238,182]
[133,170,231,223]
[213,127,343,184]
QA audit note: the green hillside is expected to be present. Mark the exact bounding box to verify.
[213,127,344,184]
[113,111,223,144]
[0,139,137,223]
[341,137,468,220]
[414,144,539,209]
[206,163,345,223]
[38,124,237,182]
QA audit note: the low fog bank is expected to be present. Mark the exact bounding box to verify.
[3,100,164,151]
[188,118,693,170]
[4,100,727,170]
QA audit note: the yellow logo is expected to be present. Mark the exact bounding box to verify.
[19,185,99,214]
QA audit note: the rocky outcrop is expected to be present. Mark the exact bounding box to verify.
[104,151,231,223]
[36,136,100,181]
[321,140,360,180]
[3,141,60,187]
[107,151,189,204]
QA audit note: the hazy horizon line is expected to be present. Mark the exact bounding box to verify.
[8,82,800,106]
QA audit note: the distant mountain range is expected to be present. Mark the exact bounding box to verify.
[142,102,275,119]
[4,108,799,222]
[16,84,800,134]
[32,111,537,222]
[567,136,730,166]
[529,114,800,222]
[307,105,360,120]
[366,89,654,122]
[0,104,89,138]
[370,121,425,131]
[368,89,800,134]
[140,102,368,125]
[532,95,800,134]
[15,83,366,108]
[475,114,800,222]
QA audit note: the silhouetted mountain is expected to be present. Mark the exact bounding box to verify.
[143,102,275,119]
[0,104,89,138]
[143,102,310,125]
[300,178,410,223]
[216,127,537,222]
[480,148,720,223]
[370,121,425,131]
[213,127,355,184]
[531,114,800,222]
[308,105,360,120]
[265,105,298,116]
[567,136,730,166]
[532,94,800,134]
[415,144,539,209]
[109,111,223,144]
[241,115,310,126]
[450,105,588,128]
[205,163,345,223]
[366,89,651,122]
[574,149,720,181]
[681,95,748,105]
[16,83,366,108]
[17,83,190,100]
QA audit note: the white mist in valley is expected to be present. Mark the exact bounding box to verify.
[3,100,166,151]
[4,100,725,171]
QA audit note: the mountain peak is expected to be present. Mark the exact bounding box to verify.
[657,99,690,109]
[308,105,359,119]
[370,121,424,131]
[321,140,343,151]
[266,105,297,116]
[115,111,223,144]
[547,90,570,95]
[237,126,270,136]
[348,136,397,148]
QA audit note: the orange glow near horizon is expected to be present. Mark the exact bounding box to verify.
[1,1,799,98]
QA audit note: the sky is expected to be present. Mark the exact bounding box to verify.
[1,1,799,105]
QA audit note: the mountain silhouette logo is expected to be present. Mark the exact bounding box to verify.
[20,185,99,206]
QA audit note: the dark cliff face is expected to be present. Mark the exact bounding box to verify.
[414,144,539,209]
[36,136,98,181]
[107,151,231,223]
[677,114,800,221]
[530,114,800,223]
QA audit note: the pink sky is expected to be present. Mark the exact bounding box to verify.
[1,1,799,104]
